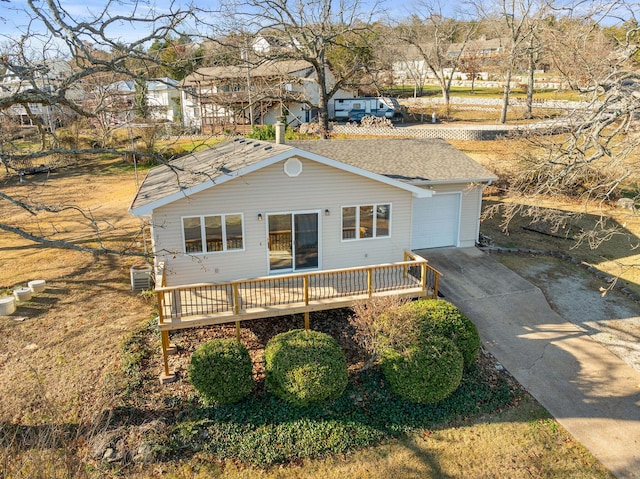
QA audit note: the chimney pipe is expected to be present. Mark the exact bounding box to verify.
[275,121,285,145]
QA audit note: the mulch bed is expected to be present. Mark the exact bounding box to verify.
[130,307,519,414]
[156,309,364,399]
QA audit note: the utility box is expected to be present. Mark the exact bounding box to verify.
[130,264,153,291]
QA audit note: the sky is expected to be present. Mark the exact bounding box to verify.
[0,0,417,46]
[0,0,631,53]
[1,0,196,44]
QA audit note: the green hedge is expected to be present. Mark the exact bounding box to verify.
[402,299,480,368]
[189,339,253,404]
[381,335,463,404]
[264,329,348,407]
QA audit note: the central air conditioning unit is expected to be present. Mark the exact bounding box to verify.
[130,264,153,291]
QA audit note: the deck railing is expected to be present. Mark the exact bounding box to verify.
[154,251,440,381]
[156,251,439,329]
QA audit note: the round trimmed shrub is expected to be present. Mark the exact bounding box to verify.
[189,339,253,404]
[402,299,480,368]
[380,335,463,404]
[265,329,348,407]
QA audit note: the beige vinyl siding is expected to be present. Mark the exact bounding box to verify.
[152,157,413,286]
[427,183,483,247]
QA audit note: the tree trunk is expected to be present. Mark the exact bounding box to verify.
[441,87,450,119]
[316,65,330,139]
[525,49,535,119]
[500,68,512,124]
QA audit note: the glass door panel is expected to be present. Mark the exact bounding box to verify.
[268,214,292,271]
[294,213,318,270]
[268,212,319,273]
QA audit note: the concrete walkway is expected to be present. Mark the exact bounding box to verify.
[422,247,640,479]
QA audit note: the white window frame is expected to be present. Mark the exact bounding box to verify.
[181,213,245,254]
[341,203,392,241]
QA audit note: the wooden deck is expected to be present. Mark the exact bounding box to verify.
[155,251,440,381]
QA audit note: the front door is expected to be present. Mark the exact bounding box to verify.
[268,212,319,273]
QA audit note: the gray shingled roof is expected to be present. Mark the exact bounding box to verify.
[130,137,496,214]
[182,60,313,86]
[286,139,496,184]
[130,139,291,212]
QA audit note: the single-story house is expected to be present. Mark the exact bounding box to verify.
[129,134,497,287]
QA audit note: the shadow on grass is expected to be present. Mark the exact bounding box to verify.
[481,199,640,267]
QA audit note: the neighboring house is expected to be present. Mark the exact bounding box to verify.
[129,136,496,286]
[180,60,355,133]
[393,36,507,84]
[0,58,82,128]
[251,34,294,54]
[146,78,180,122]
[87,78,181,126]
[90,79,136,126]
[448,36,505,59]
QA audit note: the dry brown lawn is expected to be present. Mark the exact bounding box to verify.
[0,157,154,425]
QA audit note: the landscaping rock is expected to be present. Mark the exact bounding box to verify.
[133,442,156,464]
[616,197,636,211]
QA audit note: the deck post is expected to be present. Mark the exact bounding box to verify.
[303,276,310,330]
[232,283,240,314]
[403,252,409,279]
[421,262,427,293]
[159,329,176,384]
[367,268,373,297]
[235,321,241,341]
[156,290,165,324]
[433,269,440,299]
[303,275,309,305]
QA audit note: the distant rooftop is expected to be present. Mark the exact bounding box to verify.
[182,60,313,86]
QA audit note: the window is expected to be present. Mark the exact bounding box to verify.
[342,204,391,240]
[182,214,244,253]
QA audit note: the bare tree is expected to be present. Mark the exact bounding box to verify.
[0,0,198,255]
[493,3,640,262]
[523,23,544,117]
[458,49,483,93]
[396,0,479,116]
[475,0,551,123]
[213,0,382,138]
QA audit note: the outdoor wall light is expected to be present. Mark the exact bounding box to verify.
[257,213,263,221]
[324,209,330,216]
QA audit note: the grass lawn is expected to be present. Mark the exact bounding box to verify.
[0,137,625,478]
[385,84,583,102]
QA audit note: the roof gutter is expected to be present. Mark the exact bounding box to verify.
[410,177,497,187]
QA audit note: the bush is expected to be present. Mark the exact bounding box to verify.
[189,339,253,404]
[349,296,414,369]
[381,336,463,404]
[402,300,480,368]
[246,124,276,140]
[264,329,348,407]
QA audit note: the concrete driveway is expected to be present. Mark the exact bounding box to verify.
[421,247,640,479]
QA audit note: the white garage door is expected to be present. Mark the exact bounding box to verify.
[411,193,461,249]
